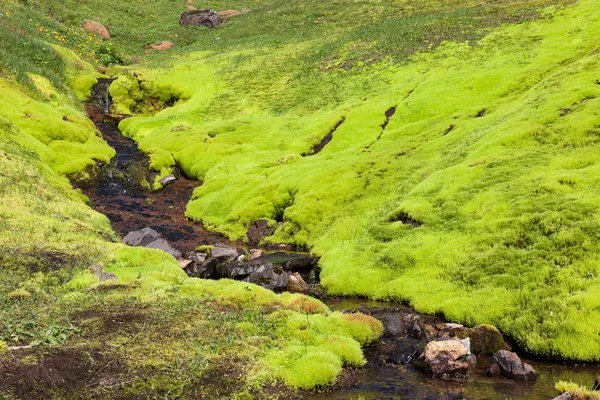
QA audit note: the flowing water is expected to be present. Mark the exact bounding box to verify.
[81,79,239,253]
[83,79,599,400]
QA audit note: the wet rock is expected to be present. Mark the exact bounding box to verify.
[491,350,537,381]
[382,313,409,337]
[217,261,261,279]
[179,9,219,28]
[422,323,439,340]
[416,339,469,379]
[245,263,288,291]
[145,239,183,258]
[159,174,176,186]
[211,246,239,260]
[552,393,572,400]
[486,362,501,377]
[82,20,110,38]
[195,247,240,278]
[465,353,477,368]
[455,324,504,355]
[122,227,161,247]
[249,249,263,260]
[383,337,426,365]
[188,251,207,264]
[184,252,207,275]
[410,321,423,339]
[247,219,273,246]
[287,272,309,293]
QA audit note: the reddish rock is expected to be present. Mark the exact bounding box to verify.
[416,339,470,379]
[219,10,241,18]
[186,5,196,10]
[249,249,263,260]
[287,272,309,293]
[82,20,110,38]
[486,363,501,377]
[145,41,173,51]
[247,219,273,246]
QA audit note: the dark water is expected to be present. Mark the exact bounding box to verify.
[312,298,599,400]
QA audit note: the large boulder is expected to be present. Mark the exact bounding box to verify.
[82,20,110,38]
[122,227,161,247]
[455,324,504,355]
[490,350,537,381]
[416,339,470,379]
[179,9,219,27]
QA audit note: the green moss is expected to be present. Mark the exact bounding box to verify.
[7,289,31,300]
[555,381,600,400]
[0,341,7,355]
[455,324,504,355]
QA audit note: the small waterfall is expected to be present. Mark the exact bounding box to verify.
[90,78,117,114]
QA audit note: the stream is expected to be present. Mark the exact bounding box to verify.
[81,79,599,400]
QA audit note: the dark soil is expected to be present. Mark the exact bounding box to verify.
[0,347,122,400]
[303,117,346,156]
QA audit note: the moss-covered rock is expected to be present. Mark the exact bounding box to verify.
[455,324,504,355]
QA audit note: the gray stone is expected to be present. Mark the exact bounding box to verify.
[179,9,219,27]
[245,263,288,291]
[145,239,183,258]
[122,227,161,247]
[552,394,572,400]
[552,392,573,400]
[221,262,261,278]
[491,350,537,381]
[159,174,176,186]
[211,246,238,261]
[382,313,409,337]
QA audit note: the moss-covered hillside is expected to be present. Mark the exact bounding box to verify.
[112,0,600,360]
[1,0,600,397]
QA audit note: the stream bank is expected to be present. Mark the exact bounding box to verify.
[80,79,598,399]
